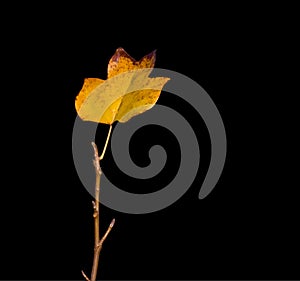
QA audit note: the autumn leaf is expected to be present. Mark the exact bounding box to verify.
[75,48,170,124]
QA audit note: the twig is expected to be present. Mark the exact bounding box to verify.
[98,218,115,249]
[81,270,90,281]
[90,218,115,280]
[81,128,115,281]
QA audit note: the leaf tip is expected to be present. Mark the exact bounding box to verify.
[143,49,157,62]
[111,47,135,63]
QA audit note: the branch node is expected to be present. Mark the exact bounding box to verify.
[91,142,101,174]
[92,201,98,217]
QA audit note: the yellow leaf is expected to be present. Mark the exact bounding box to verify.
[75,47,170,124]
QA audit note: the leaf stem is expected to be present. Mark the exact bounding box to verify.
[100,124,112,160]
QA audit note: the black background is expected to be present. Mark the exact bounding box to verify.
[0,3,298,280]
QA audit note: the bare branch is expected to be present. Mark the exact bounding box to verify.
[88,141,115,281]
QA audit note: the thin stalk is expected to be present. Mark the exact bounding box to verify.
[82,126,115,281]
[90,141,101,281]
